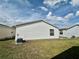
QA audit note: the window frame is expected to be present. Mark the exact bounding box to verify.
[50,29,54,36]
[60,30,63,35]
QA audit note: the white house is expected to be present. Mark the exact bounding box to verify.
[15,20,59,41]
[60,24,79,38]
[0,24,15,39]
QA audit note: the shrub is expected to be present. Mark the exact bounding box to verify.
[71,36,76,39]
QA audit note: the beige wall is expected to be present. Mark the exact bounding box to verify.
[0,25,15,39]
[16,21,59,40]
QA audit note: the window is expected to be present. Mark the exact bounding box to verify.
[60,31,63,35]
[50,29,54,36]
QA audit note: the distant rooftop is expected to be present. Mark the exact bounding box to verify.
[60,24,79,30]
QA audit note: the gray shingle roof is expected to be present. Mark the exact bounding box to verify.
[60,24,79,30]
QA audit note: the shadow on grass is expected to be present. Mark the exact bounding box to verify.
[0,36,15,41]
[51,46,79,59]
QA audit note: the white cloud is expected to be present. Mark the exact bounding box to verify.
[43,0,79,7]
[76,11,79,16]
[43,0,61,7]
[43,0,68,7]
[0,0,32,26]
[40,6,48,11]
[47,15,66,21]
[0,2,21,26]
[15,12,44,25]
[47,12,52,17]
[28,13,44,20]
[46,11,71,28]
[75,22,79,25]
[17,0,32,6]
[47,11,66,21]
[72,0,79,6]
[32,9,35,11]
[64,13,74,19]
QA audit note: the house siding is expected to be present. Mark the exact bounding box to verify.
[16,21,59,40]
[65,26,79,38]
[0,25,15,39]
[60,26,79,38]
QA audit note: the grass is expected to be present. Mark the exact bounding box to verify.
[0,38,79,59]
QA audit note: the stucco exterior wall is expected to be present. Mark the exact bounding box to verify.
[16,21,59,40]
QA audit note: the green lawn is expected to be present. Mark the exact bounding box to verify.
[0,38,79,59]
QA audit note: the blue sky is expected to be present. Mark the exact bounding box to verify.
[0,0,79,28]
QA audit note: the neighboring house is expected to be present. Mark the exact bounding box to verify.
[0,24,15,39]
[15,20,59,41]
[59,28,68,38]
[60,24,79,38]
